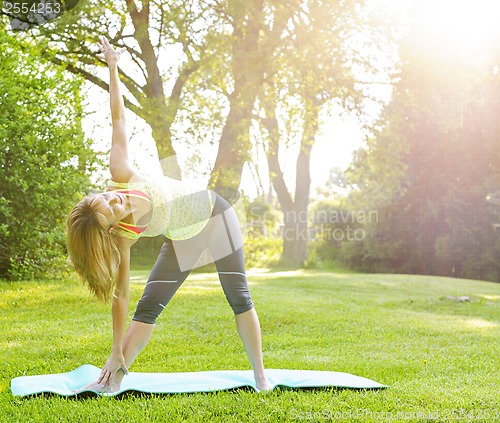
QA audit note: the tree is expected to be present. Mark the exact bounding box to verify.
[0,27,96,279]
[207,0,300,197]
[2,0,227,178]
[3,0,300,189]
[256,0,385,266]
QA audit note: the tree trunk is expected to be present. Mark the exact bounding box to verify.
[263,97,320,267]
[126,0,183,179]
[281,107,318,266]
[210,93,256,201]
[281,206,309,266]
[281,154,311,266]
[209,0,265,194]
[209,0,296,195]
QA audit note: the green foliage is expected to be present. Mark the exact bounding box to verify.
[308,199,368,266]
[340,20,500,281]
[0,29,96,279]
[245,196,281,237]
[243,235,283,268]
[241,196,283,268]
[129,236,165,268]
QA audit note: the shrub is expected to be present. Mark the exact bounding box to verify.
[0,32,96,279]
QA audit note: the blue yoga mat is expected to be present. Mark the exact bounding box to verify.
[11,365,388,397]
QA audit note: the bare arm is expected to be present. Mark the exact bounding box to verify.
[111,240,132,352]
[97,36,142,183]
[97,236,137,388]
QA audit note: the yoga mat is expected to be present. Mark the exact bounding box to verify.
[11,365,388,397]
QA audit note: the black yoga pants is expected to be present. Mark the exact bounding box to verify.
[132,194,253,324]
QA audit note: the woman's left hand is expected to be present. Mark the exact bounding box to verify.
[96,35,126,68]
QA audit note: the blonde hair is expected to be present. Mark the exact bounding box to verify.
[67,195,121,303]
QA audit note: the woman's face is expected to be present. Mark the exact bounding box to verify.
[94,192,128,227]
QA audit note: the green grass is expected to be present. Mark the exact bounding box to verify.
[1,269,499,422]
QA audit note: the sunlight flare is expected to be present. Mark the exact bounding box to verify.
[419,0,500,61]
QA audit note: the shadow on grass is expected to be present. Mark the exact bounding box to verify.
[16,384,386,401]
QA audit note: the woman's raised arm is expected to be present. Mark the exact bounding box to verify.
[97,36,140,183]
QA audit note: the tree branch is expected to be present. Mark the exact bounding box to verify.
[125,0,164,100]
[50,56,144,118]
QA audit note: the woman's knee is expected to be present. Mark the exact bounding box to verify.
[133,280,180,324]
[218,271,254,314]
[132,298,165,325]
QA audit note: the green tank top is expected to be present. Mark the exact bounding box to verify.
[108,176,216,241]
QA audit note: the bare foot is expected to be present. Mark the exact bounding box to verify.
[72,379,121,394]
[255,376,273,393]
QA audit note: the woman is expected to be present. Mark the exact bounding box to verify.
[67,36,271,393]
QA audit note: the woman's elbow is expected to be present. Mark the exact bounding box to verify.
[110,164,135,183]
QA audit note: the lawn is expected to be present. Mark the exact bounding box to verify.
[1,269,499,422]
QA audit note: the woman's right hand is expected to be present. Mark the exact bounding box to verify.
[96,35,126,69]
[97,351,129,389]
